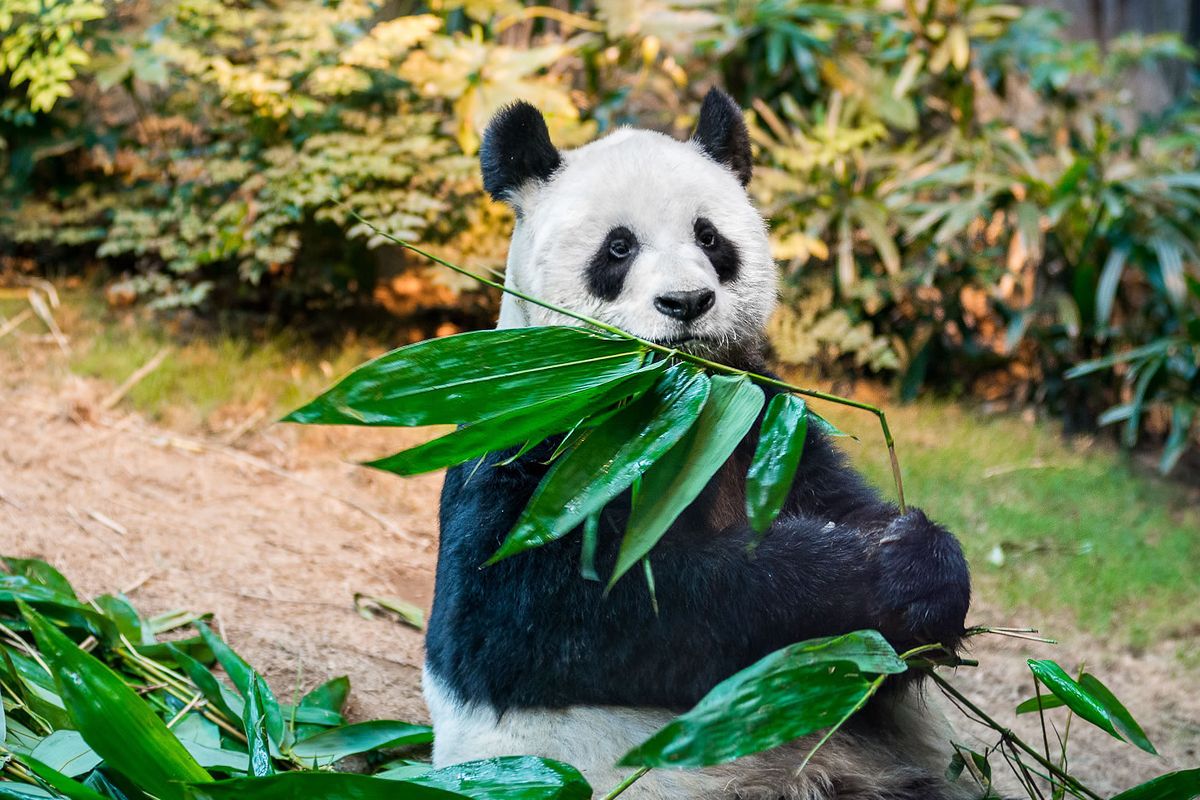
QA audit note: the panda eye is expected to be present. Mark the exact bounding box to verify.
[698,229,716,248]
[608,237,632,260]
[695,222,718,249]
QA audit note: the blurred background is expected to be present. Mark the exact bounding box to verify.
[2,2,1200,790]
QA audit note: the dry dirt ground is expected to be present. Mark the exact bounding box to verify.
[1,346,1197,797]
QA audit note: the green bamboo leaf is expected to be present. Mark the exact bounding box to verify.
[0,787,56,799]
[283,327,646,427]
[300,676,350,714]
[2,559,77,600]
[608,375,764,589]
[1078,672,1157,754]
[395,756,591,800]
[745,393,808,535]
[1014,694,1066,715]
[293,676,351,741]
[166,643,243,721]
[186,773,465,800]
[1111,768,1200,800]
[620,631,906,768]
[194,622,284,748]
[289,720,433,767]
[28,730,101,778]
[366,361,665,476]
[490,364,711,563]
[0,577,118,642]
[244,674,274,776]
[17,755,107,800]
[92,593,148,646]
[17,602,211,800]
[1028,660,1156,753]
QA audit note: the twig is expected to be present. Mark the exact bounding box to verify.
[601,767,651,799]
[927,672,1103,800]
[101,347,170,410]
[0,308,33,340]
[27,289,69,354]
[221,407,268,444]
[88,509,129,536]
[345,210,910,513]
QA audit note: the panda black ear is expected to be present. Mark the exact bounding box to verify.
[480,102,562,204]
[691,88,752,186]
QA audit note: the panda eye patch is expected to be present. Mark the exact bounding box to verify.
[586,226,639,301]
[693,217,740,282]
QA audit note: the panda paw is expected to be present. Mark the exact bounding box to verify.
[872,509,971,651]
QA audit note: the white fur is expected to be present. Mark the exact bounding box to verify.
[496,129,778,359]
[425,669,974,800]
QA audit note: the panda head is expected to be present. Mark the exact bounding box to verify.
[481,88,777,361]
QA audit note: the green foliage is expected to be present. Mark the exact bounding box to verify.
[0,557,590,798]
[0,0,105,113]
[738,1,1200,469]
[4,0,1198,465]
[619,630,906,768]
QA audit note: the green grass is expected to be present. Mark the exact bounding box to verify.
[840,399,1200,654]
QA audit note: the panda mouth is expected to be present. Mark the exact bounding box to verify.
[646,334,715,349]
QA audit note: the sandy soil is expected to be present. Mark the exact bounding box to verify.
[1,345,1196,797]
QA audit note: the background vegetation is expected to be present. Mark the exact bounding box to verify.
[2,0,1199,470]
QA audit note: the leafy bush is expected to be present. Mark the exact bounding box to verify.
[2,0,1197,465]
[737,3,1200,469]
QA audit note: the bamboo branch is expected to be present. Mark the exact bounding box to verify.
[348,211,909,514]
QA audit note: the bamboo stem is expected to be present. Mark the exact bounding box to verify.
[928,672,1103,800]
[601,766,651,799]
[348,212,909,514]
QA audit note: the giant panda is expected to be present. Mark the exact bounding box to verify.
[423,88,975,800]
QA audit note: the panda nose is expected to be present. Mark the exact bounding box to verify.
[654,289,715,322]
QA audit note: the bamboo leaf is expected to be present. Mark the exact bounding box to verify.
[1028,660,1156,754]
[194,622,285,749]
[290,720,433,767]
[1014,694,1066,715]
[2,559,77,601]
[608,375,764,589]
[620,631,905,768]
[186,773,465,799]
[1111,768,1200,800]
[17,602,212,800]
[244,674,275,777]
[28,730,101,778]
[366,361,665,476]
[1077,672,1157,754]
[392,756,591,800]
[745,393,808,535]
[490,364,710,563]
[283,327,647,427]
[18,755,108,800]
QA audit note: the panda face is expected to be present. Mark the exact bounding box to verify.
[482,91,778,361]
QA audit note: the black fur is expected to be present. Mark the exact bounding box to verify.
[426,375,971,714]
[691,88,753,186]
[585,226,639,301]
[480,101,562,203]
[695,217,741,282]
